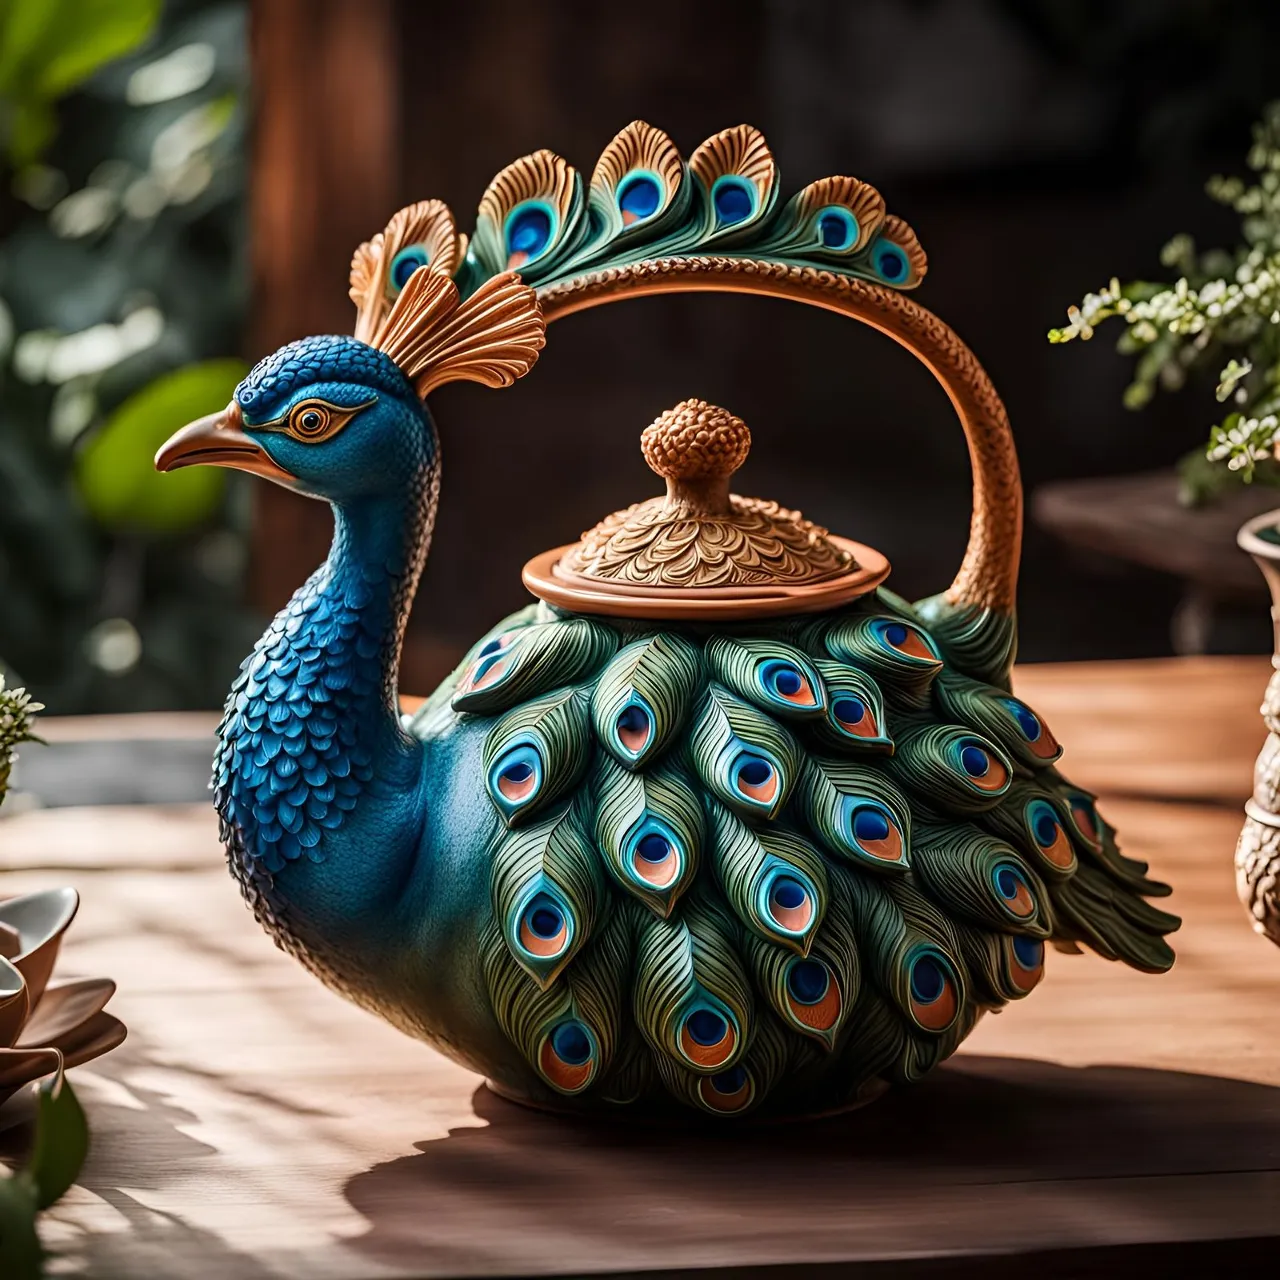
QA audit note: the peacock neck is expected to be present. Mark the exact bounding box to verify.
[323,482,431,709]
[215,435,438,902]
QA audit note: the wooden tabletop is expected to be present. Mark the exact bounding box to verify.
[3,657,1280,1278]
[1032,469,1275,596]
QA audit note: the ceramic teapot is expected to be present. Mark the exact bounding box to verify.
[156,122,1178,1118]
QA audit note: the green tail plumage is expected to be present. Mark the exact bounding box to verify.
[415,589,1179,1117]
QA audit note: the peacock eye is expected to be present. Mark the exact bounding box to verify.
[288,402,333,439]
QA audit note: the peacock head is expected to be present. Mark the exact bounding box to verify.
[156,199,545,505]
[155,335,432,503]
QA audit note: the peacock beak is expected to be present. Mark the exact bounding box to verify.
[154,401,298,485]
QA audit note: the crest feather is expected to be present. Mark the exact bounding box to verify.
[350,200,466,344]
[370,268,545,397]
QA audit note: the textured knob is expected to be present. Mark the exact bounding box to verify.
[642,400,750,515]
[642,400,751,481]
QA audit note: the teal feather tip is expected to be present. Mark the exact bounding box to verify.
[538,1019,600,1094]
[677,999,741,1072]
[488,743,543,820]
[452,120,929,298]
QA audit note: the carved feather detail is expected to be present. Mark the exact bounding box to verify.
[689,124,776,197]
[480,149,579,233]
[591,120,685,210]
[350,200,465,343]
[468,149,586,280]
[431,585,1178,1116]
[871,215,928,287]
[369,268,545,396]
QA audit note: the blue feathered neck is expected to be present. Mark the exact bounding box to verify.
[214,428,435,894]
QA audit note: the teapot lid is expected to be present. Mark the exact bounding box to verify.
[522,399,889,620]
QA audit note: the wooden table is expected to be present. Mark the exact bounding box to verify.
[3,657,1280,1278]
[1032,469,1274,653]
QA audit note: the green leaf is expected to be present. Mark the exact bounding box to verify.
[0,1173,41,1280]
[75,359,247,534]
[0,0,161,163]
[0,0,161,97]
[0,0,61,91]
[32,0,161,100]
[26,1073,88,1210]
[6,99,53,167]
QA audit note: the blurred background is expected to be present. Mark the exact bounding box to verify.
[4,0,1280,716]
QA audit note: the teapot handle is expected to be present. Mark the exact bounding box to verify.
[537,259,1021,616]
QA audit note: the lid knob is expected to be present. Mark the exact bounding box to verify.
[525,394,891,618]
[641,399,750,516]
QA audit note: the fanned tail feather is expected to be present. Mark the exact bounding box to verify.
[445,588,1178,1116]
[481,907,627,1095]
[489,797,605,987]
[631,890,754,1079]
[706,800,829,954]
[592,752,703,917]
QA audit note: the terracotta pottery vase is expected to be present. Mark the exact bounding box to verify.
[1235,512,1280,947]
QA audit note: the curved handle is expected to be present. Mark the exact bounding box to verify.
[536,258,1022,614]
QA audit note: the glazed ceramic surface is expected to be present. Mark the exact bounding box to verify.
[156,123,1179,1118]
[0,889,127,1104]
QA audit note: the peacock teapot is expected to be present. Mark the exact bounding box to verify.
[156,123,1178,1119]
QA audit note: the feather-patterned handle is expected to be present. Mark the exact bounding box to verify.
[535,261,1021,616]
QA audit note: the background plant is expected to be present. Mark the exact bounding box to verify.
[1049,100,1280,503]
[0,0,253,714]
[0,670,40,805]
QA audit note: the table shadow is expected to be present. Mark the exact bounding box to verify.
[342,1053,1280,1278]
[26,1029,287,1280]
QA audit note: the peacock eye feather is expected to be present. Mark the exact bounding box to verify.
[784,957,842,1035]
[488,743,544,819]
[763,871,815,935]
[755,658,822,712]
[614,700,653,758]
[907,949,960,1032]
[698,1064,753,1114]
[623,816,686,893]
[817,205,858,250]
[833,695,866,728]
[678,1000,738,1069]
[517,890,568,962]
[712,176,755,225]
[873,239,909,282]
[871,618,939,662]
[538,1019,599,1094]
[505,202,555,267]
[999,697,1061,761]
[617,172,662,224]
[1026,798,1076,870]
[1066,791,1103,849]
[1007,934,1045,992]
[388,245,429,295]
[993,863,1036,918]
[847,801,904,864]
[733,752,778,807]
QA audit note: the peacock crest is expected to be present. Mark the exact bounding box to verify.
[348,199,545,396]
